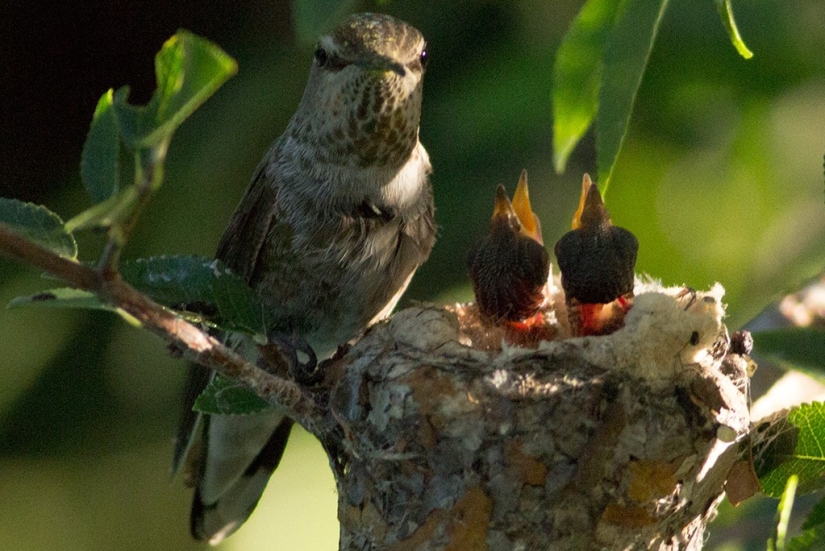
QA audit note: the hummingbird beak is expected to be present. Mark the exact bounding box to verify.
[492,184,516,221]
[386,60,407,77]
[571,173,590,230]
[511,169,543,245]
[357,56,407,76]
[571,173,609,230]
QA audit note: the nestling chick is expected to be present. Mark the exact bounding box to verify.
[554,174,638,336]
[468,170,551,327]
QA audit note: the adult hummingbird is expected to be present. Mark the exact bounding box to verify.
[173,13,435,543]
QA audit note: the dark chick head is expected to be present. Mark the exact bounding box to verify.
[554,174,638,305]
[468,171,550,323]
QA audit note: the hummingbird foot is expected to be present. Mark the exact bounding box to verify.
[259,333,320,385]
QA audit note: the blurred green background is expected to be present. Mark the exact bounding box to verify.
[1,0,824,549]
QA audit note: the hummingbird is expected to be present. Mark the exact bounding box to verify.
[468,170,550,324]
[466,170,555,348]
[554,174,638,336]
[173,13,435,544]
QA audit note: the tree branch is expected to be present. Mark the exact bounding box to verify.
[0,222,320,427]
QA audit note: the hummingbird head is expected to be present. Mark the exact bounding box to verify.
[291,13,428,169]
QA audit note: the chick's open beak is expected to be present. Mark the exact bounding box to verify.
[554,173,639,336]
[512,169,543,244]
[469,172,551,325]
[492,184,516,221]
[571,173,611,230]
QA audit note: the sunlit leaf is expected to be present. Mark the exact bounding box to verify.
[714,0,754,59]
[120,255,266,336]
[752,328,825,376]
[596,0,669,193]
[153,31,238,136]
[81,89,121,203]
[755,403,825,498]
[193,374,271,415]
[113,31,237,148]
[552,0,621,173]
[0,198,77,259]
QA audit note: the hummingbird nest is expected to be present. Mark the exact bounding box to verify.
[324,281,754,550]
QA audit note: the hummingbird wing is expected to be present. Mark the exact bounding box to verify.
[215,157,282,282]
[172,152,282,477]
[190,411,292,544]
[173,147,297,544]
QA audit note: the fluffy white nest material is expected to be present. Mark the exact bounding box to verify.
[544,281,727,382]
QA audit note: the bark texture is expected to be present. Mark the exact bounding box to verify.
[320,284,752,550]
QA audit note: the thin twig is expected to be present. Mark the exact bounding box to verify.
[0,222,320,428]
[97,146,167,276]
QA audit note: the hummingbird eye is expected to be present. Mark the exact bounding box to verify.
[314,47,329,67]
[419,49,429,69]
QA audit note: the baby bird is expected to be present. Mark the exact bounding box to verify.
[554,174,638,336]
[468,170,550,326]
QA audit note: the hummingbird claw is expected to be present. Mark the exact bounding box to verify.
[260,333,320,385]
[273,333,320,385]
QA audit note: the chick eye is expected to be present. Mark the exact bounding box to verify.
[419,49,429,69]
[314,47,328,67]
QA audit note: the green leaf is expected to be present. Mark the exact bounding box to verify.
[153,31,238,134]
[8,287,109,311]
[552,0,622,173]
[787,497,825,551]
[81,89,121,203]
[714,0,754,59]
[7,287,142,326]
[120,255,266,336]
[755,403,825,497]
[788,491,825,550]
[596,0,669,194]
[193,374,271,415]
[802,494,825,530]
[786,524,825,551]
[752,328,825,376]
[64,185,139,233]
[113,31,237,148]
[0,198,77,259]
[110,86,152,149]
